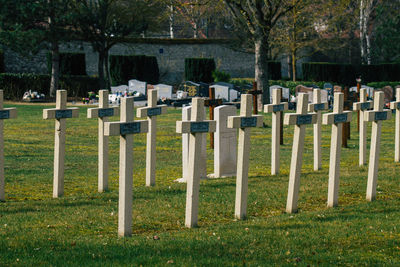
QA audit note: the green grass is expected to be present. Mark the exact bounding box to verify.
[1,103,400,266]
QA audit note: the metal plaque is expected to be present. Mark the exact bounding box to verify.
[296,115,313,125]
[397,102,400,109]
[190,122,209,133]
[273,104,285,112]
[240,117,257,128]
[55,109,72,119]
[0,110,10,119]
[361,102,370,110]
[314,103,326,111]
[98,108,114,117]
[120,122,141,135]
[334,113,348,124]
[147,107,162,117]
[375,111,388,121]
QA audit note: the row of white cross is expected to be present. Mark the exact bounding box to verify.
[0,88,398,238]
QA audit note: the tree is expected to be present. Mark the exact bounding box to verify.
[224,0,297,106]
[71,0,162,89]
[359,0,379,65]
[0,0,74,97]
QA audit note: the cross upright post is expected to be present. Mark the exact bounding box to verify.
[308,89,328,171]
[322,93,352,207]
[264,88,288,175]
[364,91,391,201]
[390,88,400,162]
[176,98,216,228]
[43,90,79,198]
[137,89,167,186]
[248,82,262,115]
[104,97,148,237]
[87,90,120,192]
[353,88,373,166]
[204,87,222,149]
[0,90,17,201]
[228,94,263,219]
[284,93,317,213]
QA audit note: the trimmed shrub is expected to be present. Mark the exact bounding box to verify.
[185,58,216,83]
[0,50,4,73]
[361,63,400,83]
[302,62,357,85]
[109,55,159,85]
[47,52,87,76]
[0,73,99,100]
[268,61,282,80]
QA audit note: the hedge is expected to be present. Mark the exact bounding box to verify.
[185,58,216,83]
[360,63,400,83]
[47,52,87,76]
[109,55,159,86]
[0,50,4,73]
[268,61,282,80]
[0,73,99,100]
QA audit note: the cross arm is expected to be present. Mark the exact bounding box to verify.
[284,113,317,125]
[104,120,149,136]
[43,107,79,120]
[353,101,373,111]
[204,99,223,107]
[308,102,328,112]
[264,102,288,113]
[0,108,17,119]
[390,101,400,110]
[136,105,167,118]
[364,110,392,122]
[227,115,263,128]
[87,107,120,119]
[322,111,352,125]
[176,120,216,134]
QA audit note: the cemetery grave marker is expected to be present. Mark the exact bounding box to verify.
[322,93,352,207]
[104,97,148,237]
[228,94,263,219]
[137,89,168,186]
[43,90,79,198]
[176,98,216,228]
[390,88,400,162]
[0,90,16,201]
[308,89,328,171]
[129,79,147,96]
[87,90,120,192]
[353,89,373,166]
[204,87,223,149]
[284,93,317,213]
[248,82,263,114]
[154,84,173,100]
[264,88,288,175]
[364,91,391,201]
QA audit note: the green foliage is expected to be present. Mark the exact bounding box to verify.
[0,73,99,100]
[212,69,231,83]
[367,82,400,89]
[47,52,86,76]
[185,58,216,83]
[0,49,4,73]
[109,55,159,85]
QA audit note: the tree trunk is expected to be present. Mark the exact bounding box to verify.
[50,40,60,98]
[291,50,297,82]
[104,49,110,89]
[98,50,106,89]
[255,36,270,108]
[360,0,365,64]
[169,5,174,38]
[287,55,292,79]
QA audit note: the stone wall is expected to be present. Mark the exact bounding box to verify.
[3,39,255,85]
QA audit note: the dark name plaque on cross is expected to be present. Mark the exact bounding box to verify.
[273,104,285,113]
[296,115,313,125]
[0,110,10,119]
[190,122,209,133]
[314,103,326,111]
[397,102,400,109]
[98,108,114,117]
[120,122,141,135]
[334,113,348,124]
[375,111,388,121]
[55,110,72,119]
[147,107,162,117]
[361,102,370,110]
[240,117,257,128]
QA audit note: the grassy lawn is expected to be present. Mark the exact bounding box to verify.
[0,102,399,266]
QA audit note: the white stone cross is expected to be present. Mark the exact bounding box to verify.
[264,88,288,175]
[228,94,263,220]
[104,97,148,237]
[87,90,120,192]
[0,90,17,202]
[137,89,167,186]
[322,93,352,207]
[353,88,373,166]
[43,90,79,198]
[176,98,216,228]
[390,88,400,162]
[364,91,391,201]
[284,93,317,213]
[308,89,328,171]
